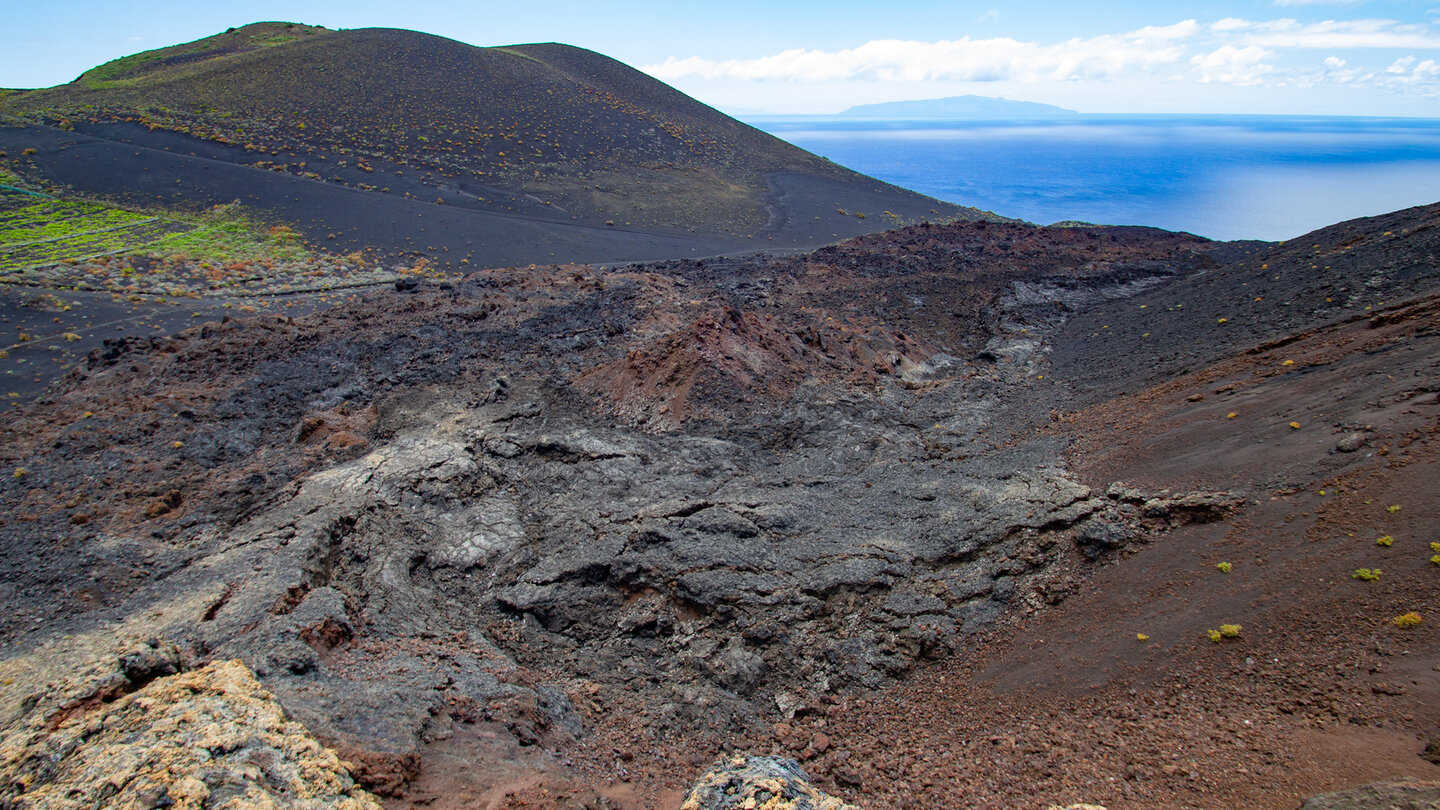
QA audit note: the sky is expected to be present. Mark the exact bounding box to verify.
[5,1,1440,116]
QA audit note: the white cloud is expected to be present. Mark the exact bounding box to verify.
[1190,45,1277,84]
[645,14,1440,110]
[1316,54,1370,84]
[1387,55,1440,82]
[645,22,1200,84]
[1388,54,1417,72]
[1236,18,1440,48]
[1292,51,1440,89]
[977,9,1000,23]
[1212,18,1254,32]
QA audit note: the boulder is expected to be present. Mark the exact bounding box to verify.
[682,755,858,810]
[0,657,379,808]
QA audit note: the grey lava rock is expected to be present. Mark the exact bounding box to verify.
[1334,432,1369,453]
[1076,519,1133,559]
[681,755,858,810]
[1298,779,1440,809]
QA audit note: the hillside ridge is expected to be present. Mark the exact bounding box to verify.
[1,22,979,271]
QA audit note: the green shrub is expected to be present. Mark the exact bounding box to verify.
[1208,625,1242,643]
[1393,612,1422,629]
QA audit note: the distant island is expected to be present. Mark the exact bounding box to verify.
[840,94,1077,119]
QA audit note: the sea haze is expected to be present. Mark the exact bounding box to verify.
[747,115,1440,241]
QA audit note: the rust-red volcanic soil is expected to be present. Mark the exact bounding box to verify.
[809,295,1440,810]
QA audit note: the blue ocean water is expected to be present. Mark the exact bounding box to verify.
[748,116,1440,241]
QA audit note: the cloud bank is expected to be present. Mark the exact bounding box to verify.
[646,22,1200,84]
[643,16,1440,95]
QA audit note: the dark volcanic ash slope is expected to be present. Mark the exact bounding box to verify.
[0,22,980,269]
[1053,201,1440,402]
[0,208,1436,807]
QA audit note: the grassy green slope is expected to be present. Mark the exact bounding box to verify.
[71,22,333,89]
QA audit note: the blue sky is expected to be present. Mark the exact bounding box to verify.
[5,1,1440,115]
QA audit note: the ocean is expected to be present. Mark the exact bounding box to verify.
[747,115,1440,242]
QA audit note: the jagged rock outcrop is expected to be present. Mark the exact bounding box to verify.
[145,372,1240,775]
[0,653,379,808]
[0,277,1243,789]
[682,755,858,810]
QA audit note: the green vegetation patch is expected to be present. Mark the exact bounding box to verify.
[74,22,329,90]
[0,197,58,226]
[491,47,543,64]
[1,219,191,271]
[0,201,151,243]
[0,168,40,191]
[79,52,167,88]
[143,203,310,263]
[0,196,311,277]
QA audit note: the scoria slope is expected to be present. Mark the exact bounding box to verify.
[0,23,978,270]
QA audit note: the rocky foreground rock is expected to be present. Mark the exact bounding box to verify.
[0,646,378,808]
[681,756,858,810]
